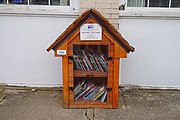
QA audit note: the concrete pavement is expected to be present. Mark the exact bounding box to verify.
[0,86,179,120]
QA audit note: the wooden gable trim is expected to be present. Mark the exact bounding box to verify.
[47,9,135,53]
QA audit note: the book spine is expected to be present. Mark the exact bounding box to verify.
[95,56,104,72]
[101,90,107,102]
[89,57,99,71]
[82,58,90,71]
[76,56,84,71]
[100,55,108,65]
[85,88,98,100]
[83,86,96,99]
[75,86,90,100]
[98,57,108,72]
[73,55,81,70]
[82,50,94,71]
[90,86,105,100]
[79,57,86,71]
[93,90,105,101]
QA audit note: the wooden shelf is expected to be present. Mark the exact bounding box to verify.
[74,70,108,77]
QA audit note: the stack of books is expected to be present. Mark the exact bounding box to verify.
[73,49,108,72]
[74,80,107,102]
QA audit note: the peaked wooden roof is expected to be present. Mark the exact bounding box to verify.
[47,9,135,53]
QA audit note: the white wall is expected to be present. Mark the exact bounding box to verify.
[119,18,180,88]
[0,15,76,87]
[1,15,180,88]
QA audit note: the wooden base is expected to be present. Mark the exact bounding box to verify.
[69,100,113,108]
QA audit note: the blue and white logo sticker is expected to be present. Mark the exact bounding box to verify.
[88,25,94,30]
[80,24,102,40]
[57,50,66,55]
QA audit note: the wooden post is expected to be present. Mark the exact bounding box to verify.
[112,58,120,108]
[62,57,69,108]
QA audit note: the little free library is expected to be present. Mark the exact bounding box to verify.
[47,9,134,108]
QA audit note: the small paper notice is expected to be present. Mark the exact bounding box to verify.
[57,50,66,55]
[80,24,102,40]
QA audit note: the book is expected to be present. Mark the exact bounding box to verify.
[74,81,85,98]
[77,56,84,71]
[90,86,105,100]
[73,55,81,70]
[89,55,99,71]
[101,90,107,102]
[82,58,90,71]
[74,83,81,92]
[73,48,108,72]
[74,79,108,102]
[93,90,105,101]
[83,86,96,99]
[85,87,99,100]
[82,50,94,71]
[75,85,90,100]
[95,56,104,72]
[98,56,108,72]
[100,54,108,65]
[74,86,83,98]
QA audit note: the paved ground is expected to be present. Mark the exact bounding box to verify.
[0,86,180,120]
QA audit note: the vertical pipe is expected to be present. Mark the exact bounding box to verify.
[48,0,50,5]
[147,0,150,7]
[169,0,172,8]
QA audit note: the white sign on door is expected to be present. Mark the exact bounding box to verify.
[80,24,102,40]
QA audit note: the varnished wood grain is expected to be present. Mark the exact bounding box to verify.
[112,58,120,108]
[62,57,69,108]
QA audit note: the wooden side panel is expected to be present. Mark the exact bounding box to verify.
[67,29,80,44]
[112,58,120,108]
[68,43,74,88]
[108,44,114,57]
[103,31,115,44]
[68,60,73,87]
[68,44,73,56]
[62,57,69,108]
[102,32,112,43]
[108,60,113,88]
[103,30,127,58]
[69,34,80,43]
[114,42,127,58]
[69,90,74,105]
[107,59,113,105]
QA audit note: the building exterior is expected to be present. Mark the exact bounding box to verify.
[0,0,180,88]
[119,0,180,88]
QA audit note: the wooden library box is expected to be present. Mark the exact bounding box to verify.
[47,9,134,108]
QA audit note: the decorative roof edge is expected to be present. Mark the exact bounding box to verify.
[47,9,135,53]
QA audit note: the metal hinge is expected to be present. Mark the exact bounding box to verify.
[69,87,74,91]
[107,56,113,61]
[68,56,73,60]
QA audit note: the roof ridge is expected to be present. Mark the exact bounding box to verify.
[47,9,134,53]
